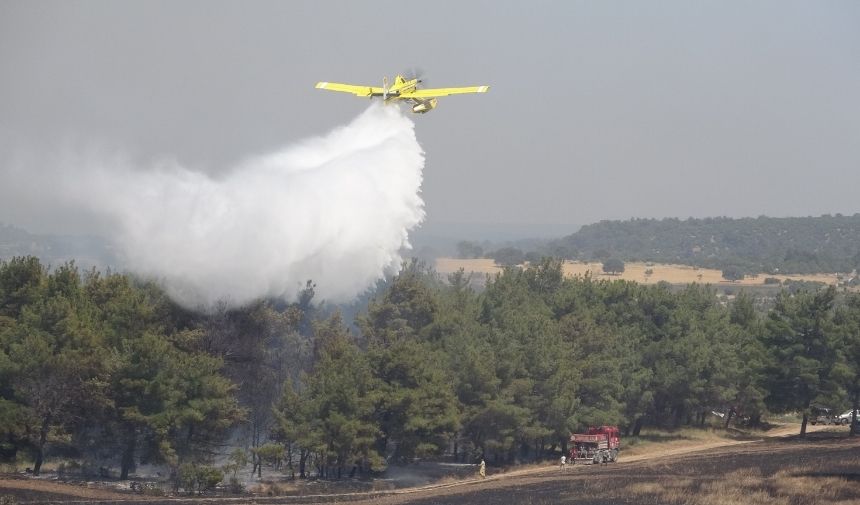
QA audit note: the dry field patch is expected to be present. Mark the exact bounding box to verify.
[622,466,860,505]
[434,258,839,286]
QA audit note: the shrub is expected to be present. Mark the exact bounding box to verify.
[721,266,745,282]
[492,247,525,266]
[223,448,249,494]
[602,258,625,275]
[178,463,223,495]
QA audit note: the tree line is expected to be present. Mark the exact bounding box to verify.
[462,214,860,275]
[1,255,859,485]
[548,214,860,275]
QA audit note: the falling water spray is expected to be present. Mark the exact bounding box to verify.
[0,104,425,308]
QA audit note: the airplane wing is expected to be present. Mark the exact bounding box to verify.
[315,82,384,97]
[398,86,489,98]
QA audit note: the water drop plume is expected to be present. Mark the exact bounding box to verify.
[0,104,425,308]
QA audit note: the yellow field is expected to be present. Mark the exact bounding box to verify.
[434,258,839,287]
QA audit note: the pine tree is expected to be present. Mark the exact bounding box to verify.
[764,287,847,436]
[302,314,381,477]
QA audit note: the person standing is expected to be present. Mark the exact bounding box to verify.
[478,458,486,479]
[560,454,567,470]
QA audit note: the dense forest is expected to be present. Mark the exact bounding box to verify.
[545,214,860,274]
[1,255,859,490]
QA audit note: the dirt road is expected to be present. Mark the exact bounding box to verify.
[2,425,853,505]
[0,477,131,502]
[363,432,860,505]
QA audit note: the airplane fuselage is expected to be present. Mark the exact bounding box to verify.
[380,76,418,99]
[381,76,437,113]
[315,74,488,114]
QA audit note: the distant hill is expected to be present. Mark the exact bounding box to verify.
[0,223,117,270]
[548,215,860,274]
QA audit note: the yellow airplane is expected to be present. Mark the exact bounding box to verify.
[315,75,489,114]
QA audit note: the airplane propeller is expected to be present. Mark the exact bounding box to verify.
[403,67,426,86]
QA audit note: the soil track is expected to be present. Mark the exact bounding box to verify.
[0,477,131,502]
[3,427,857,505]
[371,433,860,505]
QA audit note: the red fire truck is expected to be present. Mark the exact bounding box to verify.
[569,426,620,465]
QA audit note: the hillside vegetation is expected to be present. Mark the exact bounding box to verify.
[2,256,860,489]
[547,214,860,274]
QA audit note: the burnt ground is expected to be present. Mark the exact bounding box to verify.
[367,432,860,505]
[3,432,859,505]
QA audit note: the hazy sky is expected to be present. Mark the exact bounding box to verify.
[1,0,858,237]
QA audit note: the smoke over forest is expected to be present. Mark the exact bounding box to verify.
[0,104,425,308]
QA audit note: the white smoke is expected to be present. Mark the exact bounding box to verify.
[1,104,425,308]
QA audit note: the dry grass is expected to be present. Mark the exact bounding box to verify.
[770,469,858,502]
[625,482,666,494]
[431,474,477,486]
[434,258,839,287]
[249,481,299,496]
[621,466,860,505]
[622,426,748,457]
